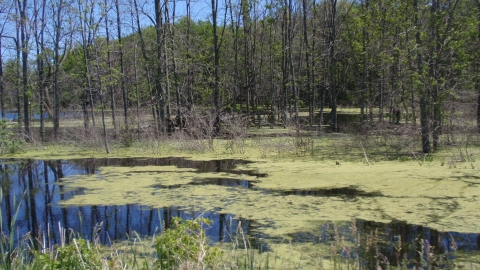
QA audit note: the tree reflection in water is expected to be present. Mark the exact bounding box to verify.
[0,158,251,247]
[0,158,478,265]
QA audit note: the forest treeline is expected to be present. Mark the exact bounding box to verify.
[0,0,479,153]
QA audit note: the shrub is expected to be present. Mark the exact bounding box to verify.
[0,119,24,155]
[32,238,103,269]
[155,217,222,269]
[120,130,135,147]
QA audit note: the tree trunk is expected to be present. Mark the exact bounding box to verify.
[242,0,251,115]
[281,2,288,127]
[311,0,317,129]
[229,0,239,115]
[253,1,259,128]
[379,70,384,123]
[155,0,165,133]
[105,0,117,133]
[186,0,194,111]
[133,41,141,137]
[415,0,430,153]
[328,0,338,132]
[287,0,298,126]
[15,21,22,129]
[361,0,368,125]
[163,1,171,121]
[86,58,96,130]
[79,0,96,132]
[268,9,275,124]
[34,0,46,141]
[0,37,4,119]
[212,0,221,135]
[53,0,64,139]
[94,49,110,153]
[302,0,312,127]
[18,0,30,137]
[133,0,156,134]
[170,0,182,130]
[115,0,128,131]
[431,0,440,151]
[477,0,480,131]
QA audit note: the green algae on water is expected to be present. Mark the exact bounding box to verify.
[58,157,480,236]
[9,135,480,268]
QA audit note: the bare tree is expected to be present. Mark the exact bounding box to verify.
[104,0,117,133]
[17,0,30,137]
[0,33,3,119]
[228,0,240,116]
[154,0,166,133]
[132,0,156,132]
[212,0,221,134]
[286,0,298,125]
[302,0,312,126]
[167,0,182,129]
[211,0,227,134]
[114,0,128,131]
[93,40,110,153]
[33,0,46,141]
[132,36,141,137]
[163,0,171,121]
[414,0,430,153]
[77,0,103,133]
[52,0,71,139]
[15,4,21,128]
[326,0,337,132]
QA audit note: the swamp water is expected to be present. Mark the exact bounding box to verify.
[0,157,479,267]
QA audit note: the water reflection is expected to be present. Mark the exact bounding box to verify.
[0,158,256,247]
[152,178,252,190]
[191,178,253,188]
[67,157,263,177]
[290,219,479,268]
[281,186,382,197]
[0,158,478,265]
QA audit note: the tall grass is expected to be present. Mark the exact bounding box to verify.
[0,190,29,269]
[0,198,476,270]
[0,210,277,269]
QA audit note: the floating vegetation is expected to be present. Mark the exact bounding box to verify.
[1,155,479,268]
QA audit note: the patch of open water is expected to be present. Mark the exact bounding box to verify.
[0,158,478,266]
[0,158,263,246]
[280,187,383,197]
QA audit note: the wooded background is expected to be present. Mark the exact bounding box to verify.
[0,0,478,153]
